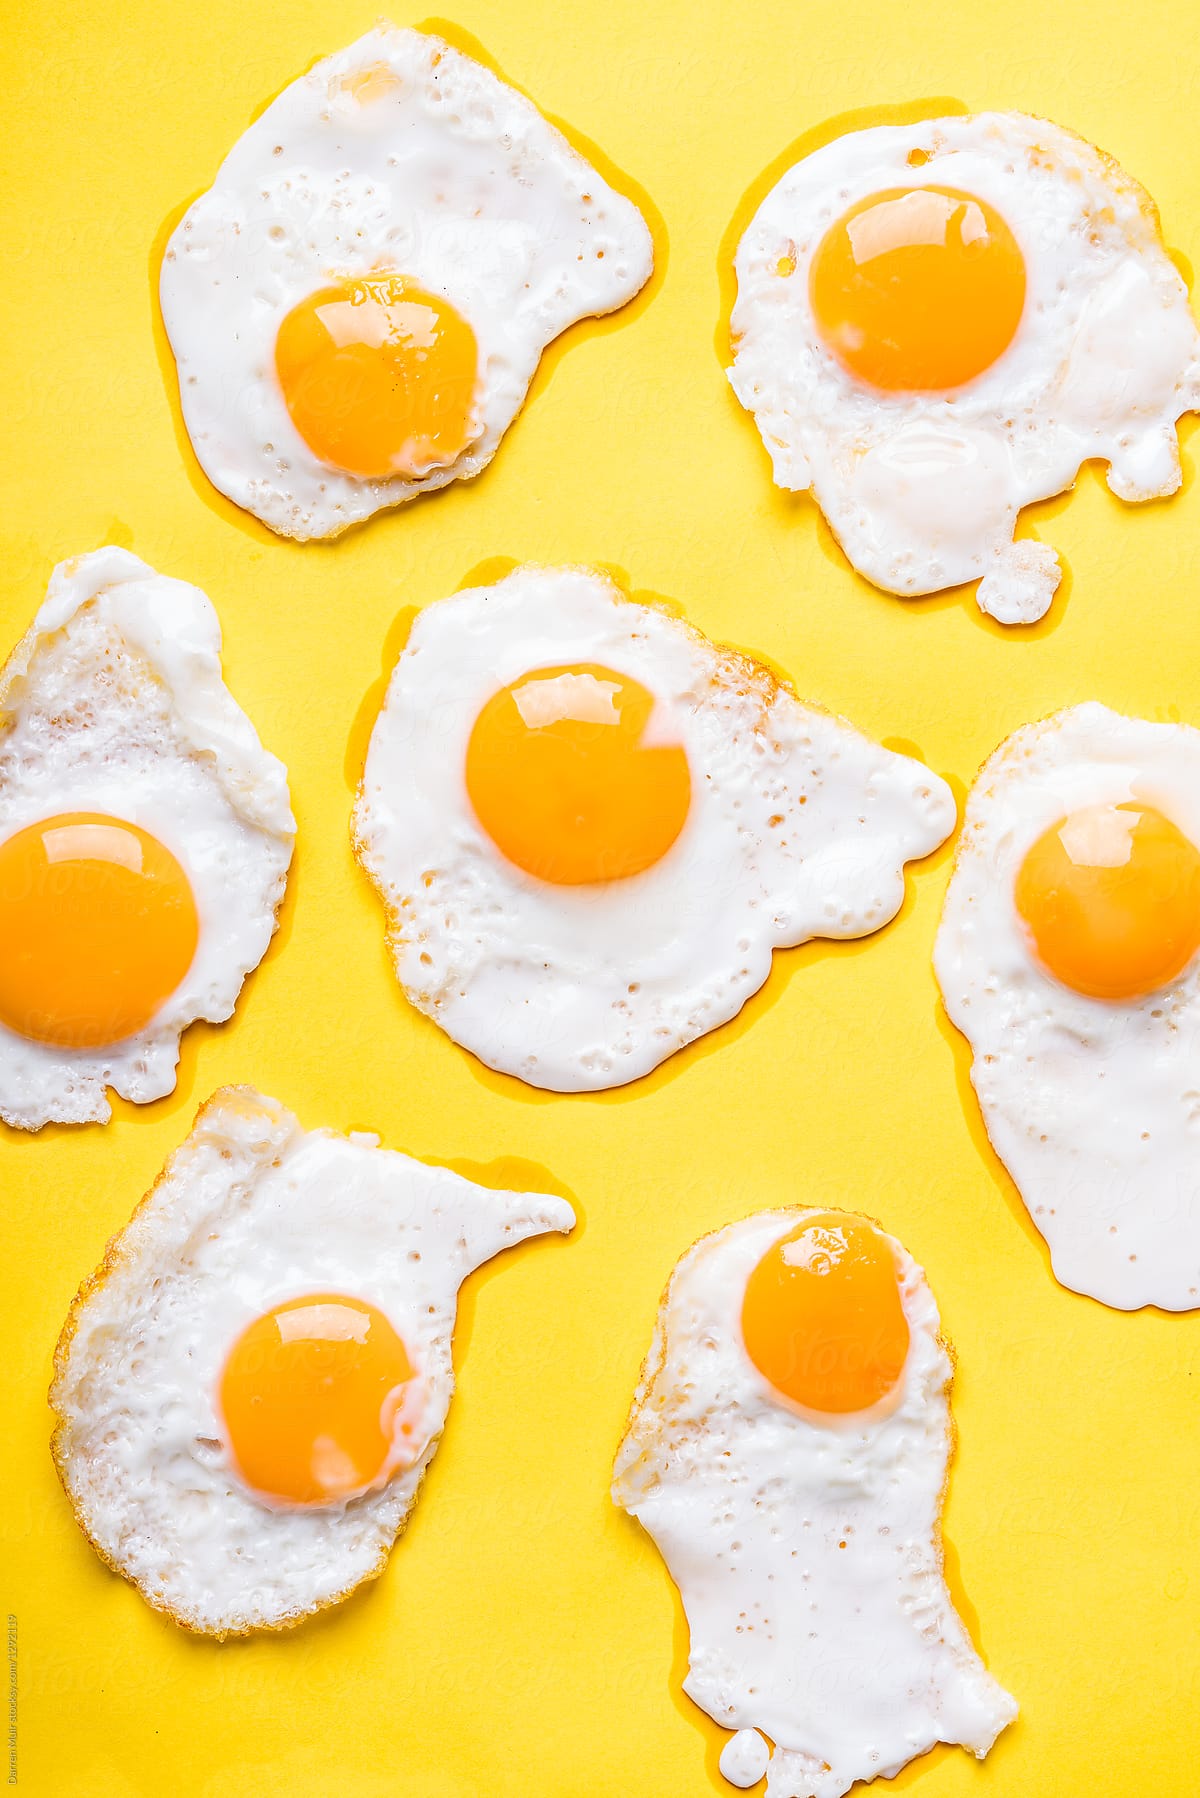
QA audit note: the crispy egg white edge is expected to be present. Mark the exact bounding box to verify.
[351,563,957,1092]
[0,548,295,1130]
[159,24,654,540]
[934,701,1200,1309]
[48,1085,575,1636]
[729,112,1200,623]
[612,1209,1017,1798]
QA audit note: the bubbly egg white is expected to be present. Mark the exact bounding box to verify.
[50,1087,575,1635]
[936,702,1200,1310]
[160,25,653,540]
[353,565,956,1092]
[0,549,294,1131]
[612,1211,1017,1798]
[730,112,1200,624]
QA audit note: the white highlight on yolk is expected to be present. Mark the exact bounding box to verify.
[511,671,621,729]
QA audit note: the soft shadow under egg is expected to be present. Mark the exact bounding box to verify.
[931,998,1055,1269]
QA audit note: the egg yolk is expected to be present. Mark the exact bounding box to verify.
[809,185,1026,391]
[220,1294,416,1507]
[740,1212,910,1415]
[274,273,480,480]
[464,664,692,885]
[1014,802,1200,1000]
[0,813,198,1049]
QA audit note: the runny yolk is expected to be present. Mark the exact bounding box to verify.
[0,812,198,1049]
[809,185,1026,391]
[1014,802,1200,1001]
[740,1212,910,1416]
[220,1294,416,1507]
[274,273,480,480]
[464,664,692,885]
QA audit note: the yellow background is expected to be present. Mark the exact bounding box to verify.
[3,0,1199,1792]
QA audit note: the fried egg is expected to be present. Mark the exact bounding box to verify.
[729,112,1200,624]
[49,1086,575,1635]
[0,549,294,1131]
[613,1209,1017,1798]
[352,564,955,1091]
[935,702,1200,1309]
[160,24,653,540]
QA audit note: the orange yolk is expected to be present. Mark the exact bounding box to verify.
[0,812,198,1049]
[464,664,692,885]
[741,1212,910,1416]
[274,273,480,480]
[220,1294,416,1507]
[809,185,1026,391]
[1014,802,1200,1000]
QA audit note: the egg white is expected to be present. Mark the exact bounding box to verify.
[352,564,956,1092]
[0,549,294,1131]
[612,1210,1017,1798]
[729,112,1200,624]
[936,702,1200,1309]
[160,24,654,540]
[49,1086,575,1636]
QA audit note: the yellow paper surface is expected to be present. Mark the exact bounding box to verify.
[3,0,1199,1792]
